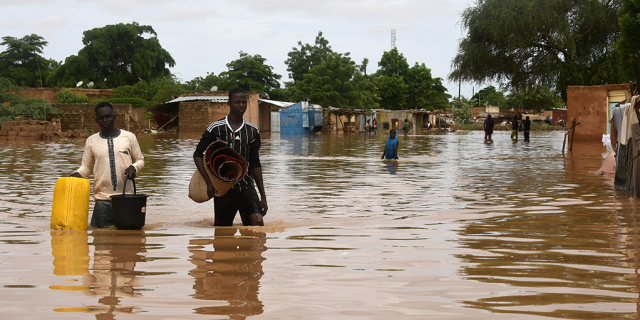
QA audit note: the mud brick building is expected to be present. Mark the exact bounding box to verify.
[567,84,631,143]
[172,92,262,133]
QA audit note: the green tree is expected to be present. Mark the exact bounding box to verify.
[291,53,358,108]
[470,86,507,107]
[48,22,175,88]
[219,51,282,94]
[376,48,410,110]
[111,76,187,106]
[506,86,564,110]
[617,0,640,87]
[0,34,57,87]
[450,97,473,124]
[405,63,450,110]
[184,72,223,92]
[285,31,335,82]
[449,0,626,101]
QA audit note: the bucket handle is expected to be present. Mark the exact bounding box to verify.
[122,176,137,195]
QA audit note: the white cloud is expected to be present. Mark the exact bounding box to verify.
[233,0,455,20]
[158,3,218,22]
[34,14,68,29]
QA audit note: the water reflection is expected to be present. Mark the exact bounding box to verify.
[383,160,398,174]
[456,188,637,318]
[51,230,147,318]
[188,228,266,318]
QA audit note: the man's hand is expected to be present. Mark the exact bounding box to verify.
[206,181,216,199]
[69,172,82,178]
[124,166,137,179]
[260,197,268,216]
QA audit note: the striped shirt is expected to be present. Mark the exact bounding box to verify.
[193,116,261,192]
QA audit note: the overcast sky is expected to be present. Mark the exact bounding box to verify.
[1,0,480,98]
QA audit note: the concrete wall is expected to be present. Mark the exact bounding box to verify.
[54,103,143,133]
[178,92,260,133]
[15,88,112,103]
[567,84,630,143]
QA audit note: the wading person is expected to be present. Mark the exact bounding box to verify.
[403,119,409,136]
[381,129,399,160]
[511,115,519,141]
[193,87,268,226]
[523,116,531,141]
[70,102,144,228]
[484,114,494,142]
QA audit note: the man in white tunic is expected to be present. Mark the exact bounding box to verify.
[70,102,144,228]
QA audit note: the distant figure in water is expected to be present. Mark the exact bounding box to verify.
[511,115,519,141]
[523,116,531,141]
[381,129,399,160]
[484,114,494,142]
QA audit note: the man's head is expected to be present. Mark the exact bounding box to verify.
[95,102,115,131]
[228,87,247,117]
[487,114,492,119]
[526,116,530,120]
[404,119,408,122]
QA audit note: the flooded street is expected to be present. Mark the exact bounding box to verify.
[0,130,636,319]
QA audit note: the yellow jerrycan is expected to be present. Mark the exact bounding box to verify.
[51,177,90,230]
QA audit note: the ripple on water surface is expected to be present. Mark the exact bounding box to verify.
[0,131,637,319]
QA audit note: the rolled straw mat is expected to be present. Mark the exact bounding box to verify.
[189,141,247,202]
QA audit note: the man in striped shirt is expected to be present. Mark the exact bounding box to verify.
[193,88,268,226]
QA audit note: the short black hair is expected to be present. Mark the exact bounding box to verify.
[228,87,246,100]
[95,102,113,113]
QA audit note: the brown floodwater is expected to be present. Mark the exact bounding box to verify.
[0,130,636,319]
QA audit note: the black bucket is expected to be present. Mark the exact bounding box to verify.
[110,177,148,230]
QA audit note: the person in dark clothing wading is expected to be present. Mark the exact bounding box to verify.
[193,88,268,226]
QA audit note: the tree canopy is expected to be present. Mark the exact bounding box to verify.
[219,51,281,94]
[48,22,175,88]
[0,34,57,87]
[470,86,507,107]
[449,0,627,101]
[617,0,640,85]
[291,53,358,108]
[285,31,334,82]
[376,48,450,110]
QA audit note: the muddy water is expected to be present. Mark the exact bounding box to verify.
[0,131,635,319]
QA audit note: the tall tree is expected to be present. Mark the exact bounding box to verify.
[0,34,57,87]
[48,22,175,88]
[449,0,626,101]
[617,0,640,88]
[219,51,282,94]
[405,63,450,110]
[470,86,507,107]
[291,53,358,108]
[285,31,335,82]
[376,48,410,110]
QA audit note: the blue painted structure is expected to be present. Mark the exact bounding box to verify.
[280,102,323,135]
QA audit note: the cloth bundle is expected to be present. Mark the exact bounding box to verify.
[189,141,247,202]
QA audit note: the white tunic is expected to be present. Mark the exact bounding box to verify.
[76,129,144,200]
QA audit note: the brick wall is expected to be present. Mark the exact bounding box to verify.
[54,103,143,133]
[0,117,63,142]
[14,88,112,103]
[179,93,261,133]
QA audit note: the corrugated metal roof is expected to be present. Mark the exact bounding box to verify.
[258,99,295,109]
[165,95,228,104]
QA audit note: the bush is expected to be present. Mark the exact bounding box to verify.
[54,89,90,103]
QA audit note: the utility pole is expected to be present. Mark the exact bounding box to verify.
[458,79,461,100]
